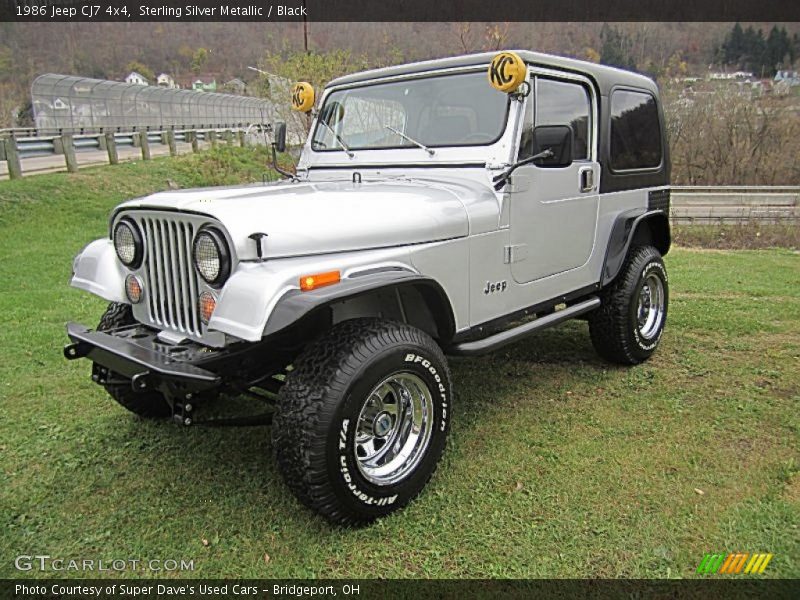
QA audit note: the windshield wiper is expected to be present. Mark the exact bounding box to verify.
[319,120,354,158]
[492,149,554,191]
[385,125,435,156]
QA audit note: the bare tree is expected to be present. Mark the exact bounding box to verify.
[664,84,800,185]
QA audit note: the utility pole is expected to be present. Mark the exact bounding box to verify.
[302,0,310,130]
[302,0,309,54]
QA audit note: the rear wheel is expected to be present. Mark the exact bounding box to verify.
[589,246,668,365]
[96,302,171,418]
[272,318,452,525]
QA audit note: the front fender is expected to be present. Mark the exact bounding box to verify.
[208,248,421,342]
[70,239,127,303]
[263,270,452,338]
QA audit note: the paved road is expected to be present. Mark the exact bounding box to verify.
[5,150,798,224]
[0,141,205,180]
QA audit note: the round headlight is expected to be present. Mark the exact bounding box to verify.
[113,219,143,268]
[193,227,230,286]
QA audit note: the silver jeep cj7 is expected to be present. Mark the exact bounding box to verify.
[65,51,671,524]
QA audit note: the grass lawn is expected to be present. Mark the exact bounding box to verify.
[0,149,798,579]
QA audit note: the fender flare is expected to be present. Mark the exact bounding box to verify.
[263,270,457,341]
[70,239,127,303]
[601,208,671,287]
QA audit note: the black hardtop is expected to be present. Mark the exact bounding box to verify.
[327,50,659,97]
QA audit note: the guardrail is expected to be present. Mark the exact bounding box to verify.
[671,186,800,224]
[1,125,271,179]
[2,138,799,224]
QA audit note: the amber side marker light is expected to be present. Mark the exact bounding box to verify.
[300,270,341,292]
[125,274,143,304]
[198,291,217,324]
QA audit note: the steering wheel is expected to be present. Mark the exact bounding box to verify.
[460,132,494,143]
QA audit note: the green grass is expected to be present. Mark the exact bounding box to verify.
[1,152,798,579]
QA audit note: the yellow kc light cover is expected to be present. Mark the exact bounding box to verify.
[488,51,526,92]
[291,82,315,112]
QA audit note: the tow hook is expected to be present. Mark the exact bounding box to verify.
[172,394,194,426]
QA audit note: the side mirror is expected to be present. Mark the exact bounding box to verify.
[532,124,573,167]
[274,122,287,153]
[270,122,294,181]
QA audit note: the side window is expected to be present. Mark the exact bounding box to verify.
[519,77,591,162]
[610,90,662,170]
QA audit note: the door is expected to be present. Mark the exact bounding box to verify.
[509,74,599,285]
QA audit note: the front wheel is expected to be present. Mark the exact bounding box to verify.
[96,302,171,418]
[272,318,452,525]
[589,246,668,365]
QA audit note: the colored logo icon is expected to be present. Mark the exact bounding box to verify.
[697,553,773,575]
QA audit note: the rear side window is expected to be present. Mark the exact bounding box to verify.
[609,90,662,170]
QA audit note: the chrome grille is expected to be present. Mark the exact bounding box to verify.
[138,216,201,336]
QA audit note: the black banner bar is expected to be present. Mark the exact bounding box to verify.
[1,0,800,22]
[2,579,800,600]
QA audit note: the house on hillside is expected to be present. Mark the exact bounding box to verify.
[192,78,217,92]
[223,78,247,95]
[774,70,800,86]
[156,73,177,88]
[708,71,736,81]
[774,71,800,96]
[124,71,150,86]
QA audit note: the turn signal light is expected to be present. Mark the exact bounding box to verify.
[300,270,341,292]
[198,291,217,324]
[125,275,143,304]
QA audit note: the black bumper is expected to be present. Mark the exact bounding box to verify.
[64,322,221,393]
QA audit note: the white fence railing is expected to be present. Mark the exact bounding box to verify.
[671,186,800,224]
[0,125,272,179]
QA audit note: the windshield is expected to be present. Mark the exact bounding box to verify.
[311,71,510,152]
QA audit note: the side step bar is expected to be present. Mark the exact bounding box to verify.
[448,296,601,356]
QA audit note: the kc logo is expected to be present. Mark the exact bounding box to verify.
[490,56,514,85]
[291,85,305,107]
[488,52,525,93]
[290,82,314,112]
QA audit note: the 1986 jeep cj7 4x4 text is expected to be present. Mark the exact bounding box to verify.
[65,51,670,524]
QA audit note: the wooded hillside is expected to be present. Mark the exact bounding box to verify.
[3,21,798,125]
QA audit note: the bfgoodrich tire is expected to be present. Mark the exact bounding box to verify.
[272,318,452,525]
[96,302,171,419]
[589,246,669,365]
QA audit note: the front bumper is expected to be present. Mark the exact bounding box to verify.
[64,322,222,394]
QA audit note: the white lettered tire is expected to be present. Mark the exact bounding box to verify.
[589,245,669,364]
[272,318,452,525]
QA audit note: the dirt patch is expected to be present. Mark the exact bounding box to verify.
[783,473,800,503]
[673,223,800,250]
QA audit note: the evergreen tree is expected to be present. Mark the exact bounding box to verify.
[722,22,745,64]
[741,27,764,73]
[716,23,787,76]
[765,26,793,74]
[793,32,800,64]
[600,24,636,71]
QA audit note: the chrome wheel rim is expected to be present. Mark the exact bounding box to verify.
[354,372,434,486]
[637,273,665,340]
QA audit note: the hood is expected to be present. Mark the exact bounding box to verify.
[116,177,495,260]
